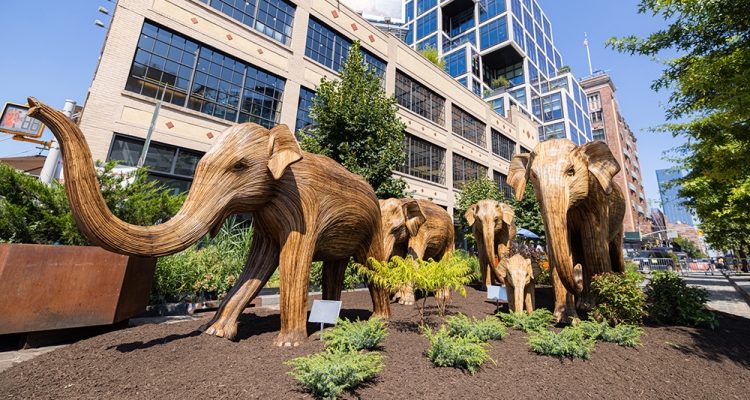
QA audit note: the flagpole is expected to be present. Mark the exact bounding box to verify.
[584,32,593,75]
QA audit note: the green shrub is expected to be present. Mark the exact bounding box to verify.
[624,261,641,274]
[423,325,494,375]
[151,217,252,303]
[599,323,645,347]
[452,250,480,283]
[309,259,364,291]
[285,349,385,400]
[444,313,507,342]
[323,318,388,352]
[498,309,556,333]
[590,272,647,325]
[527,325,596,359]
[647,270,713,327]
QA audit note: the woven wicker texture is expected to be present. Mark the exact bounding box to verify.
[498,254,536,315]
[465,200,517,289]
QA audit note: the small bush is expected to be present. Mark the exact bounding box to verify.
[309,259,364,292]
[444,313,507,342]
[624,261,641,274]
[590,272,647,325]
[323,318,388,352]
[285,349,385,400]
[527,326,596,359]
[423,325,494,374]
[452,250,480,283]
[498,309,556,333]
[647,270,712,327]
[575,318,644,347]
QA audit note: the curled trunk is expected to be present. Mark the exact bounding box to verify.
[28,97,217,258]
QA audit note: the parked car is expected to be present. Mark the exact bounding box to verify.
[635,249,676,273]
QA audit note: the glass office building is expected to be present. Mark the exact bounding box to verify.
[656,169,695,227]
[401,0,592,144]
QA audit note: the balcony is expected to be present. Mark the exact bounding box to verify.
[639,191,644,200]
[631,170,638,180]
[623,148,631,158]
[637,205,644,214]
[628,182,637,192]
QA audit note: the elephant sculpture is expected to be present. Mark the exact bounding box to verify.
[507,139,625,322]
[465,200,516,290]
[495,254,535,315]
[379,198,454,305]
[28,97,391,347]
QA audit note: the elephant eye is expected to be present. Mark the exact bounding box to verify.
[233,161,246,170]
[567,167,575,176]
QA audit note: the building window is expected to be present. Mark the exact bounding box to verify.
[417,10,438,40]
[512,18,525,51]
[491,129,516,160]
[541,122,565,141]
[479,0,506,23]
[107,133,205,195]
[445,48,467,77]
[472,78,482,97]
[493,171,515,201]
[510,88,526,108]
[491,98,504,117]
[125,22,198,107]
[416,35,438,51]
[199,0,295,45]
[305,18,386,79]
[395,70,445,125]
[591,128,606,142]
[510,0,521,17]
[520,146,531,154]
[406,1,414,22]
[591,110,603,123]
[397,134,446,184]
[542,92,562,121]
[296,87,315,133]
[495,61,524,86]
[453,153,487,189]
[479,16,508,50]
[452,106,486,148]
[445,6,475,37]
[417,0,437,16]
[127,22,285,128]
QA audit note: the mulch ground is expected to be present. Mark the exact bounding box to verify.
[1,285,749,399]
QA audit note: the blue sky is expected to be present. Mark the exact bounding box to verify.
[0,0,685,204]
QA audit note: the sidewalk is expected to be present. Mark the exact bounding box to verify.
[682,273,750,319]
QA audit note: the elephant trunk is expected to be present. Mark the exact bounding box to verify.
[481,224,498,287]
[28,97,219,258]
[513,283,525,313]
[539,189,583,294]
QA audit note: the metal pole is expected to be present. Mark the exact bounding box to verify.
[137,85,167,168]
[584,32,593,75]
[40,100,76,184]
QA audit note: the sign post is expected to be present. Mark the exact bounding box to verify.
[308,300,342,340]
[486,285,507,313]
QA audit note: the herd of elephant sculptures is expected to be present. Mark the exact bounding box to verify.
[27,97,626,347]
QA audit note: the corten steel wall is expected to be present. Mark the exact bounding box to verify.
[0,244,155,335]
[76,0,539,214]
[581,73,649,234]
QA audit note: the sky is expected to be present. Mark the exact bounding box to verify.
[0,0,686,204]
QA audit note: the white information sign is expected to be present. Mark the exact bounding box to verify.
[309,300,342,339]
[487,285,507,301]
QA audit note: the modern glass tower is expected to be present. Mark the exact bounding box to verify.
[400,0,592,144]
[656,169,695,227]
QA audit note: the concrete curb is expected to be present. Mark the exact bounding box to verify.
[723,273,750,307]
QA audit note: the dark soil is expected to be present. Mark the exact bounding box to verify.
[2,286,749,399]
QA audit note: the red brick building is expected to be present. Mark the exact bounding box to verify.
[580,72,649,235]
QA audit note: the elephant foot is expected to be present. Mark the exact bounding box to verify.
[552,302,578,324]
[435,288,451,300]
[274,329,307,347]
[399,290,415,306]
[200,316,239,340]
[391,289,403,302]
[576,294,595,311]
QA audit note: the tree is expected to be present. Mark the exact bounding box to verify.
[419,44,446,70]
[672,235,707,259]
[300,41,408,199]
[454,177,544,246]
[0,160,186,245]
[606,0,750,251]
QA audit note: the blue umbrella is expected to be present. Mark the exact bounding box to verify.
[516,228,540,239]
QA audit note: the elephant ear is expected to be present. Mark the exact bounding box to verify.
[464,203,478,227]
[267,124,303,180]
[401,198,426,237]
[496,258,508,282]
[507,154,531,202]
[577,141,620,195]
[496,203,515,226]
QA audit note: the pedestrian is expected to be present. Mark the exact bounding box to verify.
[706,258,715,275]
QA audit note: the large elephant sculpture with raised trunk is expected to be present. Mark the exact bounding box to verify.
[507,139,625,322]
[465,199,516,290]
[28,97,391,347]
[379,198,454,305]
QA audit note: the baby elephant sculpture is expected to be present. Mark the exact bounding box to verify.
[465,200,516,290]
[28,98,391,347]
[380,198,454,305]
[507,139,625,322]
[495,254,535,315]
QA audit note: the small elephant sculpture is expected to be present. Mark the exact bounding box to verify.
[495,254,535,315]
[28,98,391,347]
[465,200,516,290]
[507,139,625,322]
[379,198,454,305]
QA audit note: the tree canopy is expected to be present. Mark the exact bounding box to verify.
[606,0,750,252]
[300,40,408,199]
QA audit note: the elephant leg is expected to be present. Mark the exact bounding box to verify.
[525,282,535,315]
[321,258,349,300]
[506,283,517,313]
[201,232,279,340]
[357,234,391,319]
[275,232,316,347]
[399,241,427,306]
[609,226,625,273]
[578,225,611,310]
[551,263,578,323]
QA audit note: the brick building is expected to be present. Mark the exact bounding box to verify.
[580,72,649,235]
[76,0,539,213]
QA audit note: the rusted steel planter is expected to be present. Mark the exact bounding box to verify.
[0,244,155,335]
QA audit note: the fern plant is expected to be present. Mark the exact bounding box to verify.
[527,325,596,359]
[285,349,385,400]
[323,317,388,352]
[423,325,495,375]
[498,309,556,333]
[444,313,507,342]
